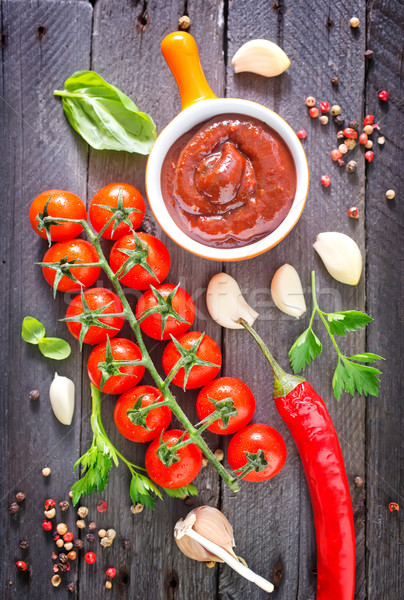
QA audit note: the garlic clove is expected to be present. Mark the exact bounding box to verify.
[313,232,363,285]
[206,273,258,330]
[232,39,290,77]
[49,373,75,425]
[271,264,306,318]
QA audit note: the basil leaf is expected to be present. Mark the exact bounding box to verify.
[54,70,156,154]
[38,337,71,360]
[21,316,46,344]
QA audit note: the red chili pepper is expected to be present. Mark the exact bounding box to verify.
[239,319,355,600]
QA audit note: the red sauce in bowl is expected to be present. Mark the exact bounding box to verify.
[160,114,297,248]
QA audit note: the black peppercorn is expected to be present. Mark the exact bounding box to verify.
[57,562,69,573]
[73,538,84,550]
[67,582,76,593]
[29,390,40,401]
[347,160,357,173]
[184,497,195,506]
[59,553,68,564]
[122,539,131,550]
[348,119,359,130]
[337,158,345,167]
[335,115,345,127]
[19,540,29,549]
[331,76,339,86]
[336,130,345,141]
[86,533,95,543]
[9,502,20,514]
[364,49,374,59]
[15,492,25,502]
[59,501,69,512]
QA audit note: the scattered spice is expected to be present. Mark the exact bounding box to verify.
[9,502,20,514]
[76,519,85,529]
[89,521,97,531]
[44,508,56,519]
[56,523,68,536]
[365,151,374,163]
[359,133,368,145]
[15,561,28,571]
[354,476,363,487]
[106,567,117,578]
[343,128,358,140]
[122,539,131,550]
[296,129,307,139]
[319,115,329,125]
[365,140,373,149]
[42,520,53,531]
[364,49,374,59]
[63,532,74,543]
[350,17,360,28]
[98,529,107,538]
[51,574,61,587]
[105,581,112,589]
[378,90,389,102]
[97,500,108,513]
[29,389,40,401]
[42,467,51,477]
[86,533,95,543]
[305,96,316,107]
[346,160,357,173]
[84,552,96,564]
[68,490,73,499]
[59,500,69,512]
[64,542,73,552]
[345,139,356,151]
[337,158,345,167]
[331,76,339,86]
[348,120,359,131]
[178,15,191,30]
[19,540,29,549]
[67,551,77,561]
[45,498,56,510]
[363,124,373,135]
[131,503,144,514]
[388,502,399,512]
[363,114,375,126]
[338,144,348,155]
[59,553,68,564]
[51,551,58,560]
[67,582,76,593]
[319,101,330,113]
[56,539,64,548]
[202,458,209,468]
[16,492,25,503]
[321,175,331,188]
[377,136,385,145]
[106,529,116,540]
[77,506,88,519]
[331,105,341,116]
[100,537,113,548]
[348,207,359,219]
[335,115,345,127]
[385,189,396,200]
[206,560,216,568]
[331,149,342,161]
[336,129,345,140]
[309,107,319,118]
[73,538,84,550]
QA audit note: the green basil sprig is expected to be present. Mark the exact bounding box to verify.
[22,316,71,360]
[54,70,156,154]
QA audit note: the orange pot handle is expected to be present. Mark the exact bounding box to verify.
[161,32,217,110]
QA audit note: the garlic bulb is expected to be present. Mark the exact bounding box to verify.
[313,232,363,285]
[206,273,258,329]
[232,39,290,77]
[49,373,75,425]
[271,264,306,318]
[175,506,274,593]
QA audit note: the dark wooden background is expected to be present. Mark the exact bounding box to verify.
[1,1,402,598]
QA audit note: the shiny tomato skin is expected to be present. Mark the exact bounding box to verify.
[145,429,202,488]
[114,385,171,443]
[136,284,195,340]
[87,338,145,395]
[227,423,287,482]
[109,233,171,290]
[66,287,124,345]
[29,189,87,241]
[89,183,145,240]
[196,377,255,435]
[162,331,222,389]
[42,239,101,292]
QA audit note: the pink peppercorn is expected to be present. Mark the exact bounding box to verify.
[309,107,319,118]
[85,552,96,565]
[319,101,330,113]
[378,90,389,101]
[63,532,74,543]
[97,500,108,513]
[106,567,117,578]
[321,175,331,188]
[16,561,28,571]
[348,207,359,219]
[365,151,374,162]
[343,127,358,139]
[331,149,342,161]
[359,133,368,145]
[296,129,307,139]
[42,520,53,532]
[44,499,56,510]
[363,114,374,126]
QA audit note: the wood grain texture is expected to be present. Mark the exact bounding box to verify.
[0,1,92,598]
[365,2,403,599]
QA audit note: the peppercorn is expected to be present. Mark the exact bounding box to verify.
[56,523,68,536]
[365,140,373,149]
[331,149,342,161]
[131,503,144,514]
[16,492,25,503]
[330,105,341,116]
[206,561,216,568]
[59,500,69,512]
[337,158,345,167]
[363,114,375,126]
[214,449,224,461]
[98,529,107,538]
[184,496,195,506]
[343,127,358,140]
[67,551,77,561]
[51,551,58,560]
[63,532,74,543]
[52,574,62,587]
[378,90,389,101]
[377,136,385,145]
[346,160,357,173]
[56,539,64,548]
[29,389,40,401]
[44,498,56,510]
[76,519,85,529]
[364,49,374,59]
[338,144,348,154]
[105,581,112,589]
[336,130,345,141]
[345,139,356,151]
[201,457,209,468]
[309,107,319,118]
[335,115,345,127]
[331,76,339,86]
[59,553,68,564]
[122,539,131,550]
[86,533,95,543]
[359,133,368,145]
[388,502,400,512]
[365,150,374,162]
[64,542,73,552]
[16,561,28,572]
[73,538,84,550]
[348,207,359,219]
[319,115,329,125]
[42,520,53,531]
[89,521,97,531]
[67,582,76,593]
[350,17,360,28]
[348,120,359,131]
[100,537,113,548]
[296,129,307,139]
[84,552,96,565]
[68,490,73,499]
[319,101,330,113]
[106,567,117,578]
[42,467,51,477]
[320,175,331,188]
[363,124,373,135]
[9,502,20,514]
[53,563,62,573]
[305,96,316,107]
[372,123,381,131]
[106,529,116,540]
[385,190,396,200]
[77,506,88,519]
[44,508,56,519]
[19,540,29,549]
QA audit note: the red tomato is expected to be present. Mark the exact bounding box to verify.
[87,338,145,395]
[114,385,171,443]
[29,189,87,242]
[145,429,202,488]
[162,331,222,389]
[196,377,255,435]
[89,183,145,240]
[227,423,287,482]
[136,284,195,340]
[109,233,170,290]
[65,287,124,345]
[42,239,101,292]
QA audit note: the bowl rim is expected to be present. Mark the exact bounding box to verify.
[145,98,309,261]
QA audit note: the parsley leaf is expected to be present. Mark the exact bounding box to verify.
[332,357,383,401]
[162,484,198,499]
[289,327,322,373]
[129,472,163,510]
[326,310,373,336]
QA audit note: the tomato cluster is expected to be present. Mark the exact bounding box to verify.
[30,183,286,489]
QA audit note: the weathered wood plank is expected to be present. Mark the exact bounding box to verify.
[221,1,367,599]
[0,0,92,598]
[80,1,226,599]
[365,1,403,599]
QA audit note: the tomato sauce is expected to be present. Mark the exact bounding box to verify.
[161,114,297,248]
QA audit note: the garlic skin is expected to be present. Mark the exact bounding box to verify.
[49,373,75,425]
[271,264,306,318]
[232,39,290,77]
[207,273,258,330]
[313,232,363,285]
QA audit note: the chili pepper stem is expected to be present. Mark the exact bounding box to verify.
[238,318,304,398]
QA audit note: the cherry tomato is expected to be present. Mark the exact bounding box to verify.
[89,183,145,240]
[136,284,195,340]
[114,385,172,443]
[227,423,287,482]
[29,189,87,242]
[109,233,170,290]
[162,331,221,389]
[196,377,255,435]
[87,338,145,395]
[145,429,202,488]
[65,287,124,345]
[42,239,100,292]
